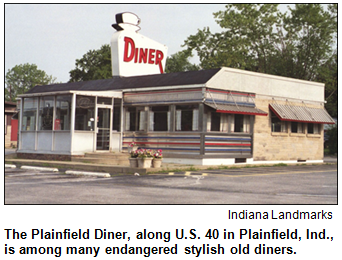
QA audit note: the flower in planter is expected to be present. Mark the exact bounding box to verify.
[153,149,163,159]
[130,149,139,158]
[137,148,154,158]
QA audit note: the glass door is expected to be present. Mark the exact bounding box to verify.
[96,107,111,150]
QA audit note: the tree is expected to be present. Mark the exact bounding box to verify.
[165,50,200,73]
[279,4,336,80]
[5,63,56,102]
[69,44,112,82]
[183,4,281,73]
[326,124,337,155]
[317,52,337,118]
[183,4,336,80]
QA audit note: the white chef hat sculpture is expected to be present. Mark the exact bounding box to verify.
[112,12,141,32]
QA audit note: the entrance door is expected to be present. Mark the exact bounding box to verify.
[96,107,111,150]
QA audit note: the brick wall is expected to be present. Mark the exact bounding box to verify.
[253,98,324,161]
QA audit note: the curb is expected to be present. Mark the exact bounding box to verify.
[65,170,111,178]
[20,166,59,172]
[5,164,16,169]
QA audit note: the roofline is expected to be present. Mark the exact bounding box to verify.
[121,84,206,93]
[18,90,122,98]
[214,67,325,87]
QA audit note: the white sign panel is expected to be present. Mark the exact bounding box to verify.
[111,13,168,77]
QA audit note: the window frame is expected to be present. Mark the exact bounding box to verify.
[149,105,170,132]
[175,104,199,132]
[270,110,287,133]
[55,94,72,131]
[22,97,38,131]
[74,95,96,131]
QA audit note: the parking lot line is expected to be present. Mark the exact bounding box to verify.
[156,169,336,177]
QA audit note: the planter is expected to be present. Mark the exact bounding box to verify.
[138,158,153,168]
[152,158,163,168]
[129,158,138,168]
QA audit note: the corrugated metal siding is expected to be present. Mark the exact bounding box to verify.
[270,104,335,124]
[123,133,252,157]
[205,134,252,156]
[205,102,268,116]
[124,89,203,105]
[123,133,201,155]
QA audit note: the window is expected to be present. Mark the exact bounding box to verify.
[291,122,304,133]
[230,114,250,133]
[22,98,37,131]
[97,97,112,105]
[176,105,199,131]
[113,98,121,131]
[307,123,320,134]
[210,112,221,131]
[125,107,146,131]
[150,106,170,131]
[38,96,54,130]
[75,95,95,131]
[271,111,287,132]
[207,112,229,132]
[55,95,71,130]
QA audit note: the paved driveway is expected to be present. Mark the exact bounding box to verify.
[5,164,337,204]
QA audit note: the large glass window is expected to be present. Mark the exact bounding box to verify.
[75,95,95,131]
[176,105,199,131]
[271,111,287,132]
[150,106,170,131]
[113,98,121,132]
[38,96,54,130]
[55,95,72,130]
[22,97,38,131]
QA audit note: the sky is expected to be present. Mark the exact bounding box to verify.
[4,3,291,83]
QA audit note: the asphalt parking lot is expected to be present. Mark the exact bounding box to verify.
[4,163,337,204]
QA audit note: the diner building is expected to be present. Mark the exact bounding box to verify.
[16,12,335,165]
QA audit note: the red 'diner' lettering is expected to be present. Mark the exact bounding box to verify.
[123,37,164,73]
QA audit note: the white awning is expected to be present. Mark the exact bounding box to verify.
[269,103,335,124]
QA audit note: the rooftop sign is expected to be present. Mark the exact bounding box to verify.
[111,12,168,77]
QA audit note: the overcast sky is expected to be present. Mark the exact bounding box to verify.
[5,4,291,83]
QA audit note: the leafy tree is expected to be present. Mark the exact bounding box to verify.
[5,63,56,102]
[165,50,200,73]
[183,4,336,80]
[317,53,337,118]
[279,4,336,81]
[69,44,112,82]
[183,4,281,73]
[326,124,337,155]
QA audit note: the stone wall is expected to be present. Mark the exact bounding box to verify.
[253,98,324,161]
